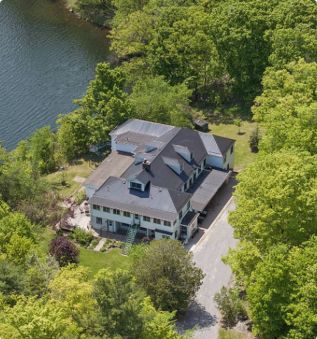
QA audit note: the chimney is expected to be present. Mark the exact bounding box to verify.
[142,159,151,171]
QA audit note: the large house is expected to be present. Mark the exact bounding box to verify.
[84,119,235,243]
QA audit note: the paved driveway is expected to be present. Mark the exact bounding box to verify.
[178,198,237,339]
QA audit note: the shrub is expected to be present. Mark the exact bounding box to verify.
[49,236,79,267]
[101,239,124,252]
[249,126,261,153]
[70,228,94,247]
[214,287,247,328]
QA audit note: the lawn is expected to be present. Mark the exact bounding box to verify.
[38,227,131,277]
[209,121,258,171]
[219,328,250,339]
[80,248,132,276]
[45,158,98,199]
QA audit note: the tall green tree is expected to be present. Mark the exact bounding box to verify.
[253,60,317,154]
[230,152,317,253]
[76,62,134,146]
[129,76,192,127]
[133,240,204,312]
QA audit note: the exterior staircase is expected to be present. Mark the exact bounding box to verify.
[122,224,139,255]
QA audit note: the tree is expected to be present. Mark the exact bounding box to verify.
[129,76,192,127]
[248,126,261,153]
[253,59,317,155]
[48,266,99,335]
[49,237,79,267]
[76,63,134,146]
[28,126,57,174]
[247,245,291,338]
[0,295,77,338]
[233,118,242,135]
[214,287,247,328]
[133,239,204,312]
[94,268,181,338]
[75,0,114,27]
[229,152,317,253]
[94,268,144,337]
[246,237,317,339]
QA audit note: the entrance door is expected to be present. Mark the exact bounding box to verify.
[108,220,114,232]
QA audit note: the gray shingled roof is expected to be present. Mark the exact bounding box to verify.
[90,176,191,221]
[122,128,207,191]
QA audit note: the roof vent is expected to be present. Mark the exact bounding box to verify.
[145,144,157,153]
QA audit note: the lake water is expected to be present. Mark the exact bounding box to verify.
[0,0,112,150]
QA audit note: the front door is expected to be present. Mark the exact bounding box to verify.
[108,220,114,232]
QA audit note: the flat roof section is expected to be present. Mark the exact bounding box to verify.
[84,152,134,190]
[189,169,231,212]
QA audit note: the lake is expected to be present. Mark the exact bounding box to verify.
[0,0,112,150]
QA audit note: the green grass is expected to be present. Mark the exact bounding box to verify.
[219,328,249,339]
[45,159,97,199]
[79,248,132,276]
[65,0,77,10]
[209,121,258,171]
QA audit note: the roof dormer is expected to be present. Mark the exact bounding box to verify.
[173,144,192,162]
[162,157,183,175]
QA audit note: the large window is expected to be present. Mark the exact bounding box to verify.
[143,216,151,222]
[153,218,161,224]
[123,211,131,217]
[103,207,110,213]
[93,204,100,210]
[96,217,102,225]
[164,221,171,227]
[113,209,120,215]
[130,182,142,190]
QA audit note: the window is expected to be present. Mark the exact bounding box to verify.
[123,211,131,217]
[184,182,188,191]
[130,182,142,190]
[203,159,206,167]
[96,217,102,225]
[93,204,100,210]
[231,145,234,154]
[135,214,139,219]
[162,235,170,239]
[103,207,110,213]
[143,216,151,222]
[179,210,183,220]
[113,209,120,215]
[153,218,161,224]
[164,221,171,227]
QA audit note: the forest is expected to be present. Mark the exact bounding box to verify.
[0,0,316,337]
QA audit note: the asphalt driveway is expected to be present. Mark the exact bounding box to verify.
[178,198,237,338]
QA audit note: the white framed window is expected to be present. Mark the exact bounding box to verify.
[103,207,110,213]
[113,209,120,215]
[143,216,151,222]
[96,217,102,225]
[93,204,100,210]
[123,211,131,217]
[153,218,161,224]
[164,221,171,227]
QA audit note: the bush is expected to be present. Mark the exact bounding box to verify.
[214,287,247,328]
[249,126,261,153]
[74,190,86,205]
[49,236,79,267]
[70,228,94,248]
[101,239,124,252]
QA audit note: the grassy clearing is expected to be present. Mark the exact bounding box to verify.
[219,328,250,339]
[45,158,97,199]
[80,248,132,276]
[209,121,258,171]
